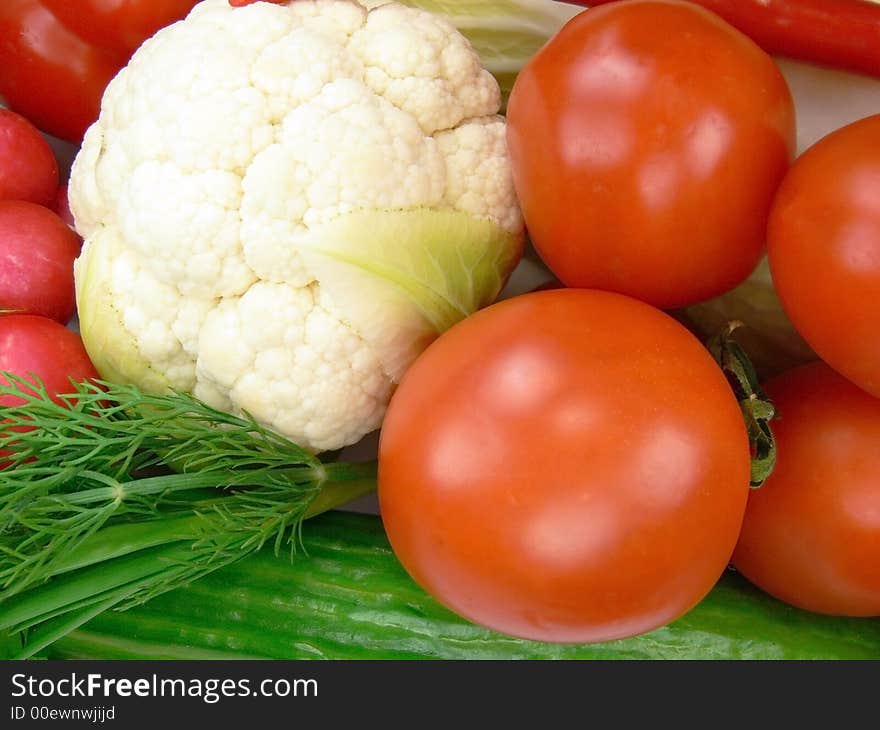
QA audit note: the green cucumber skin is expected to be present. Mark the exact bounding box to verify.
[45,511,880,660]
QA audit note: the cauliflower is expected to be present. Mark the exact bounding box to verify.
[70,0,523,452]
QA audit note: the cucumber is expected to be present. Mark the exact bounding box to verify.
[43,511,880,660]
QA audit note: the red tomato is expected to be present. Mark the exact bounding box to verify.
[378,289,751,643]
[41,0,200,58]
[0,0,198,143]
[768,114,880,398]
[733,363,880,616]
[506,0,795,309]
[0,200,82,323]
[0,109,59,206]
[0,0,123,143]
[0,314,99,407]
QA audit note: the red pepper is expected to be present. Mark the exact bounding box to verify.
[566,0,880,78]
[0,0,200,143]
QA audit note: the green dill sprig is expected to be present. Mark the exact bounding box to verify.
[0,374,376,607]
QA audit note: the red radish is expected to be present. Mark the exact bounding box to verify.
[50,183,77,229]
[0,314,99,469]
[0,314,99,407]
[0,200,82,323]
[0,109,59,206]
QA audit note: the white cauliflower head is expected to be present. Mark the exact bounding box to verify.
[70,0,523,451]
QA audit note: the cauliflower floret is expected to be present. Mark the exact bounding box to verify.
[70,0,523,451]
[348,2,499,134]
[195,282,392,451]
[436,116,523,234]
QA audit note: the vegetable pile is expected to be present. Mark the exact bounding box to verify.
[1,0,879,660]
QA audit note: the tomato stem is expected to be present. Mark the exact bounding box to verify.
[708,322,777,488]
